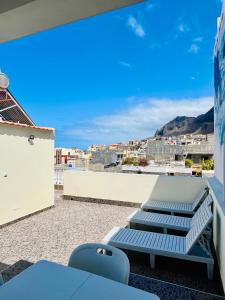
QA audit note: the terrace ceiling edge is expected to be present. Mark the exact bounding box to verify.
[0,0,143,43]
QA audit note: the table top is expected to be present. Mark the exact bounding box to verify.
[0,260,159,300]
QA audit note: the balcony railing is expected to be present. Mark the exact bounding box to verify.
[54,167,64,185]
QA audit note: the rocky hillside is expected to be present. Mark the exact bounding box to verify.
[155,107,214,137]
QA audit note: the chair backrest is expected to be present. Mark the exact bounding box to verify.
[192,188,208,211]
[68,243,130,284]
[191,195,213,225]
[186,205,212,254]
[0,273,4,286]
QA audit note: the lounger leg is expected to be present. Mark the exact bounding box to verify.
[171,212,174,216]
[207,263,214,280]
[150,254,155,269]
[163,228,167,234]
[129,222,135,229]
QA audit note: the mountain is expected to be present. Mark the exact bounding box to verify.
[155,107,214,137]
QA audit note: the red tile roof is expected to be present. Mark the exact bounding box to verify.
[0,120,54,132]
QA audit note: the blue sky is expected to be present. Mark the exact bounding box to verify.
[0,0,222,149]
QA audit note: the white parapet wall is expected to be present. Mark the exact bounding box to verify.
[64,170,206,204]
[0,122,54,226]
[208,177,225,292]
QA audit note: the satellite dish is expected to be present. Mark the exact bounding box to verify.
[0,70,9,89]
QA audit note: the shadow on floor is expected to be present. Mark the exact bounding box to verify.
[129,273,225,300]
[0,263,10,273]
[126,250,224,296]
[1,260,33,283]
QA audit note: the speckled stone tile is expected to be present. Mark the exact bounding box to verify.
[126,250,224,296]
[0,191,133,267]
[129,273,225,300]
[1,260,33,282]
[0,191,224,297]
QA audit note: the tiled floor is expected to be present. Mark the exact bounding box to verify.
[128,250,224,295]
[0,191,133,268]
[0,191,224,297]
[129,273,225,300]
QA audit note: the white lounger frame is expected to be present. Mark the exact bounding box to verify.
[103,206,214,280]
[141,188,208,215]
[129,195,213,233]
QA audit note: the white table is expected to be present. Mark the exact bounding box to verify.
[0,260,159,300]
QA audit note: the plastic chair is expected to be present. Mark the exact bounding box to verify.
[68,243,130,284]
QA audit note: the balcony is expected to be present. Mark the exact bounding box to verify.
[0,120,224,299]
[0,0,225,299]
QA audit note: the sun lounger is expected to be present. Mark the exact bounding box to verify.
[103,205,214,280]
[141,188,207,215]
[129,195,213,233]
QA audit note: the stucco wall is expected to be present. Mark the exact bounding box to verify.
[64,171,206,204]
[0,123,54,226]
[212,2,225,292]
[214,3,225,184]
[208,177,225,292]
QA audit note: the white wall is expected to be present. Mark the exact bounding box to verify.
[0,123,54,226]
[214,3,225,185]
[208,177,225,292]
[212,1,225,292]
[64,171,206,204]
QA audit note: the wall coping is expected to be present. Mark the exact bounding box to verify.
[207,176,225,216]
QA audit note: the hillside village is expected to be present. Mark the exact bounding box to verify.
[55,132,214,178]
[55,107,214,178]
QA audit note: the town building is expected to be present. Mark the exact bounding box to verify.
[54,147,85,165]
[147,134,214,163]
[91,150,123,166]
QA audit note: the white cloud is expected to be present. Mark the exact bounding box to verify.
[188,36,202,54]
[174,21,190,39]
[118,61,131,68]
[146,2,156,11]
[193,36,203,42]
[188,43,200,54]
[65,97,213,144]
[127,16,145,38]
[178,23,189,33]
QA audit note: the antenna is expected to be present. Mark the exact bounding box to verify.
[0,70,9,89]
